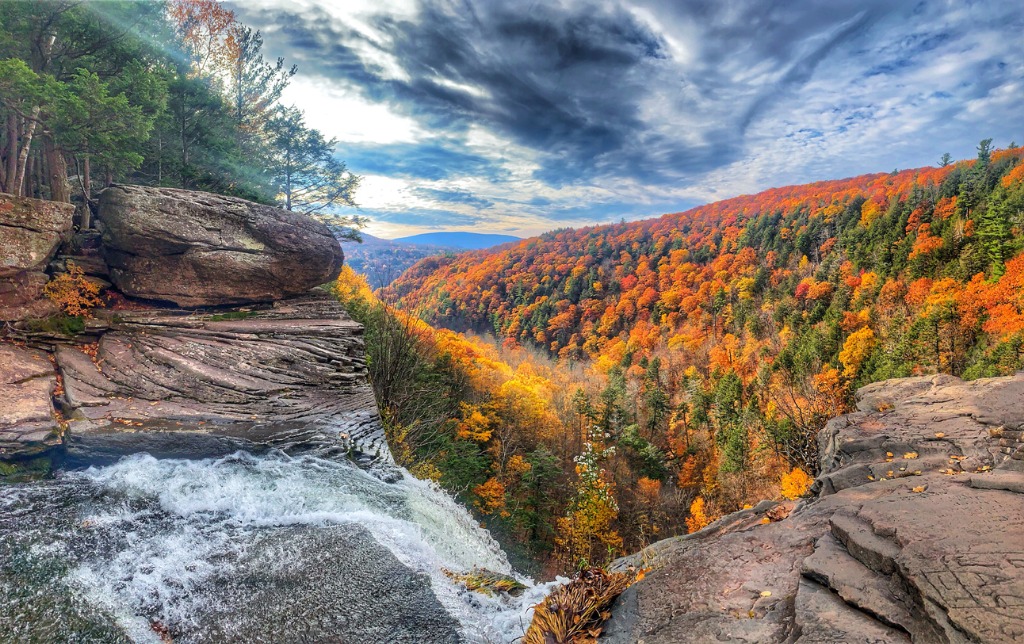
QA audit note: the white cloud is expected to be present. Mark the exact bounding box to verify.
[282,76,423,145]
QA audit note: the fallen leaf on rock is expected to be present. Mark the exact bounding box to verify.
[760,591,772,597]
[911,485,927,493]
[903,452,918,459]
[934,432,945,438]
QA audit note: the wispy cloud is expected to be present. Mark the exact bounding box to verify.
[232,0,1024,237]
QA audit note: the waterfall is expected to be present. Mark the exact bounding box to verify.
[0,451,562,643]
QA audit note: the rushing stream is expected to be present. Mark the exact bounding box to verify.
[0,451,560,643]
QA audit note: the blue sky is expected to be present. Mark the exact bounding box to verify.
[231,0,1024,239]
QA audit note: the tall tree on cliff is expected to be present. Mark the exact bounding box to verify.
[227,25,296,137]
[265,106,364,238]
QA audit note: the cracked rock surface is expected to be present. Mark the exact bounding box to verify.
[0,344,61,457]
[603,373,1024,643]
[0,192,73,320]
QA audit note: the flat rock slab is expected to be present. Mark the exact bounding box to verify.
[603,373,1024,643]
[194,524,464,643]
[0,344,60,457]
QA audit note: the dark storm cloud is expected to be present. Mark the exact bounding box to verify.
[236,0,906,186]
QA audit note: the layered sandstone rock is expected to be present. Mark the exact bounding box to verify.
[54,292,396,478]
[1,186,388,478]
[98,185,345,307]
[0,192,74,320]
[603,373,1024,644]
[0,344,61,457]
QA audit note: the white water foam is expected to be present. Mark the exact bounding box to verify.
[66,451,561,643]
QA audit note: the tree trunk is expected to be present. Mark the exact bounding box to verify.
[81,154,92,229]
[26,147,35,198]
[3,113,16,192]
[44,136,70,203]
[12,107,40,195]
[285,148,292,210]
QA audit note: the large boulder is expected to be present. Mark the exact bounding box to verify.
[97,185,344,307]
[603,373,1024,643]
[0,192,74,320]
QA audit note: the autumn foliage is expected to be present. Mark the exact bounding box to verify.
[43,262,102,317]
[356,144,1024,572]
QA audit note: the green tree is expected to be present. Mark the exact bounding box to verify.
[713,370,748,473]
[978,187,1012,276]
[266,105,363,235]
[51,68,162,225]
[228,25,295,134]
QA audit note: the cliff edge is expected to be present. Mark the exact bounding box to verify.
[603,373,1024,643]
[0,188,393,478]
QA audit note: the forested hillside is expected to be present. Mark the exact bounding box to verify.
[0,1,359,230]
[382,144,1024,569]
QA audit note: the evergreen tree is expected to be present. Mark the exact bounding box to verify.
[266,105,363,236]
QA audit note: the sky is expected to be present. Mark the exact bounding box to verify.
[230,0,1024,239]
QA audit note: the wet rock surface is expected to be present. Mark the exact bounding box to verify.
[0,460,465,643]
[603,373,1024,643]
[98,185,344,307]
[198,524,464,643]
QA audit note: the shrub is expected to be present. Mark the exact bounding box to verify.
[43,262,102,317]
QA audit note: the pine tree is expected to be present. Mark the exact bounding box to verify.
[266,106,362,235]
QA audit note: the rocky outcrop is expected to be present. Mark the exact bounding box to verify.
[1,186,390,479]
[53,292,395,478]
[0,192,74,320]
[603,373,1024,643]
[98,185,344,307]
[0,344,62,457]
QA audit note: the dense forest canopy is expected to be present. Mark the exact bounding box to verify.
[370,144,1024,570]
[0,0,361,232]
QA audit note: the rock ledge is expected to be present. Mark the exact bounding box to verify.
[603,373,1024,643]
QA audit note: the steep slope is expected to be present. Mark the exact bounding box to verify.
[387,147,1024,558]
[391,150,1024,381]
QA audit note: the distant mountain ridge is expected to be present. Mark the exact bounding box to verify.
[392,232,520,250]
[340,233,455,289]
